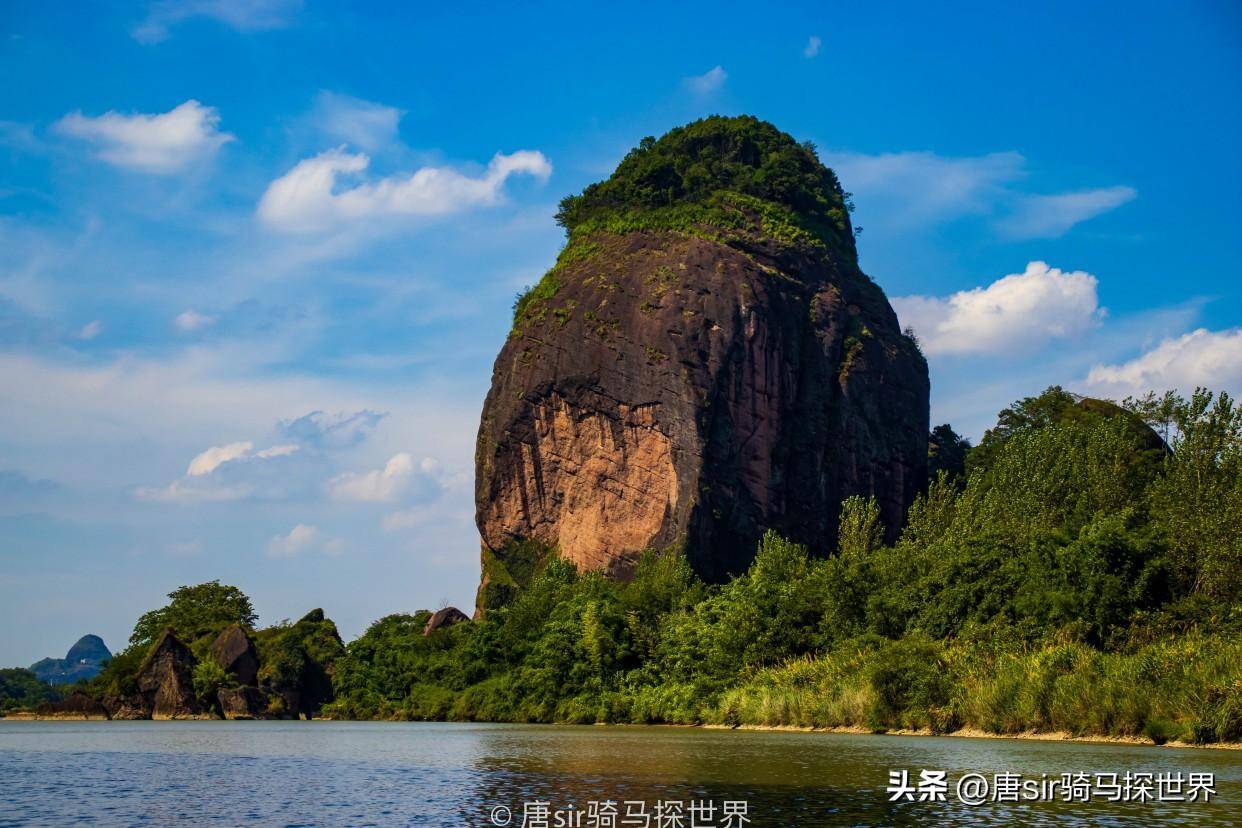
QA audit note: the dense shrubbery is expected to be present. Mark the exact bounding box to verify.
[326,387,1241,744]
[0,668,61,711]
[513,116,858,331]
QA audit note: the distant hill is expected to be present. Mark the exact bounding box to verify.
[29,635,111,684]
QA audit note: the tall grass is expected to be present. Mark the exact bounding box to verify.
[706,634,1242,744]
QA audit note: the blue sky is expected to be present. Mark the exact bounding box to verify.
[1,0,1239,666]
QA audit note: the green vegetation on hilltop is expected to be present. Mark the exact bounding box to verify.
[512,116,858,332]
[555,115,854,249]
[326,387,1241,744]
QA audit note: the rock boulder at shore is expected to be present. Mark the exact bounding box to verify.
[136,629,205,720]
[474,117,928,609]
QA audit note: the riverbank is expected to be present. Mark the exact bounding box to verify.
[699,721,1242,750]
[5,711,1241,751]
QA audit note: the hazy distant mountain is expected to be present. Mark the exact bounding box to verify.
[29,635,111,684]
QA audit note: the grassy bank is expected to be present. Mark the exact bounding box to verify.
[710,635,1242,745]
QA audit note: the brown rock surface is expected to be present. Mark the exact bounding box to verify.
[218,686,268,720]
[137,628,204,720]
[422,607,470,636]
[210,624,260,686]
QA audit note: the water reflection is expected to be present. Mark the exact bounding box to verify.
[0,722,1237,826]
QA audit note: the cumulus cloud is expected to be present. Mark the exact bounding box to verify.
[54,100,233,173]
[685,66,728,95]
[266,523,342,558]
[133,0,300,43]
[999,186,1137,239]
[894,261,1104,356]
[278,409,385,449]
[804,36,822,58]
[1085,328,1242,398]
[328,452,417,502]
[825,149,1135,238]
[174,309,216,332]
[256,147,552,233]
[309,92,403,152]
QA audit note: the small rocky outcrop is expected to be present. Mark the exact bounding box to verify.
[136,628,204,720]
[217,686,267,720]
[35,691,110,720]
[422,607,469,636]
[210,624,260,686]
[475,116,929,609]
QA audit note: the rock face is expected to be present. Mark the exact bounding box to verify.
[422,607,469,636]
[475,117,929,608]
[210,624,260,686]
[217,686,266,720]
[136,629,203,720]
[29,634,111,684]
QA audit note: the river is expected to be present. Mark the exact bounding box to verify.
[0,721,1238,826]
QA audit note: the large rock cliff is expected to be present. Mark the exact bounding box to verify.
[475,116,928,608]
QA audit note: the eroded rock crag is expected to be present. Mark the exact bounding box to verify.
[475,116,929,609]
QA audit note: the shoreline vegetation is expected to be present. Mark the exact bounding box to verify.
[3,387,1240,749]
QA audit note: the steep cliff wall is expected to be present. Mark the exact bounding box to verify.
[475,116,928,609]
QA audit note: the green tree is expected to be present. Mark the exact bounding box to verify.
[927,424,971,484]
[1147,389,1242,601]
[838,495,884,557]
[130,581,257,649]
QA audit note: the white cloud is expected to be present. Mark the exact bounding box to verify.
[278,409,385,448]
[255,443,298,459]
[187,441,253,476]
[77,320,103,340]
[999,186,1137,239]
[256,147,552,234]
[140,439,302,501]
[804,36,822,58]
[310,92,403,152]
[328,452,415,502]
[827,150,1024,224]
[266,523,319,558]
[54,100,233,174]
[133,0,300,43]
[825,149,1135,238]
[894,261,1104,356]
[1085,328,1242,398]
[174,309,217,332]
[685,66,728,96]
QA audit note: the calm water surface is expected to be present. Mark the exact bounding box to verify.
[0,721,1238,826]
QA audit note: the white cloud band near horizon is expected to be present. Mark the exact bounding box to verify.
[256,147,552,233]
